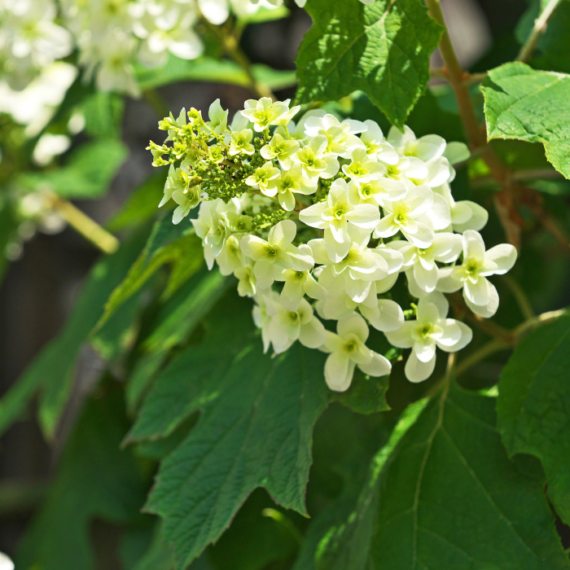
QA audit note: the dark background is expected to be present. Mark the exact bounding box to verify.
[0,0,533,561]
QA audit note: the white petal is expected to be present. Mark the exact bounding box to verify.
[465,276,490,306]
[338,312,369,342]
[358,352,392,377]
[465,281,499,318]
[428,193,452,231]
[345,204,380,228]
[270,219,296,248]
[324,229,350,263]
[438,320,473,352]
[385,322,415,349]
[299,201,327,228]
[308,239,331,265]
[368,299,404,332]
[414,340,437,363]
[444,142,470,165]
[299,317,327,349]
[484,244,517,275]
[422,291,449,318]
[436,267,463,293]
[453,201,488,232]
[325,352,354,392]
[462,230,486,260]
[405,351,436,383]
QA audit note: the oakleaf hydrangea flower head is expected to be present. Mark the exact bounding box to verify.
[148,97,517,390]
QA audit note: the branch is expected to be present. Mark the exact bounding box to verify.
[517,0,562,63]
[424,0,522,249]
[45,192,120,254]
[203,18,275,100]
[455,308,569,376]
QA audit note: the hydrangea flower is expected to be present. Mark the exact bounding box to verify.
[386,293,473,382]
[149,98,517,390]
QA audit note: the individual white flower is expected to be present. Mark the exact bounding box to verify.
[192,199,239,268]
[240,220,314,288]
[386,292,473,383]
[274,164,317,211]
[434,183,488,233]
[88,31,139,96]
[260,133,299,169]
[303,112,366,158]
[235,263,256,297]
[137,9,203,68]
[274,268,326,310]
[317,286,404,333]
[310,225,398,303]
[241,97,300,132]
[300,178,379,262]
[348,178,408,206]
[374,184,436,248]
[342,147,386,183]
[291,135,339,180]
[229,129,255,155]
[267,298,326,354]
[388,125,447,163]
[360,120,399,164]
[246,162,280,196]
[381,153,429,183]
[389,232,462,297]
[347,177,406,208]
[321,313,391,392]
[436,230,517,318]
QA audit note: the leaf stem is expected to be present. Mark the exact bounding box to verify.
[501,275,535,320]
[455,308,568,376]
[45,192,120,254]
[455,339,508,377]
[516,0,562,63]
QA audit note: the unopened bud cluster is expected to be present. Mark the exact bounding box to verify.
[149,98,517,390]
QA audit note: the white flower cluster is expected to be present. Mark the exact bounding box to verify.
[152,98,517,390]
[0,0,73,90]
[60,0,281,96]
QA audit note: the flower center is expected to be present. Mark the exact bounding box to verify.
[334,208,345,220]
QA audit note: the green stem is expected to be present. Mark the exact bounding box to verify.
[502,275,535,321]
[46,192,119,254]
[202,18,275,100]
[455,339,509,377]
[517,0,562,63]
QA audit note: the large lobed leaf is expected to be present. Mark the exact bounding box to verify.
[295,0,443,128]
[498,314,570,526]
[482,62,570,178]
[301,384,570,570]
[127,293,332,569]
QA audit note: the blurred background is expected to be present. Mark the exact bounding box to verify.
[0,0,545,561]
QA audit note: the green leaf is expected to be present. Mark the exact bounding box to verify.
[0,230,147,439]
[237,5,290,25]
[310,384,570,570]
[18,139,129,199]
[107,171,168,233]
[498,314,570,526]
[127,266,229,414]
[482,62,570,179]
[295,0,443,128]
[208,489,299,570]
[15,386,150,570]
[136,55,296,91]
[127,293,331,568]
[96,216,202,331]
